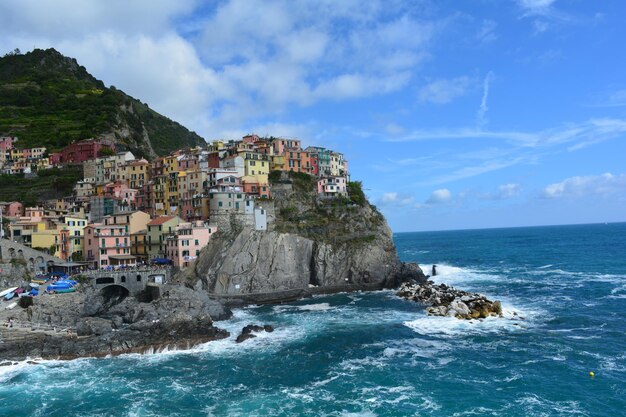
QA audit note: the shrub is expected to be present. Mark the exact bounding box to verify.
[347,181,366,206]
[268,170,282,182]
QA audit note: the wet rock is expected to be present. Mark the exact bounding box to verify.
[235,323,274,343]
[397,281,502,321]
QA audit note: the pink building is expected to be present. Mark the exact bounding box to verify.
[165,221,217,269]
[103,182,137,207]
[84,223,135,268]
[0,201,24,218]
[317,177,348,198]
[243,134,261,144]
[272,138,301,155]
[0,136,16,153]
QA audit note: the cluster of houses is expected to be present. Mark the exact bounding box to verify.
[0,136,50,174]
[0,134,350,270]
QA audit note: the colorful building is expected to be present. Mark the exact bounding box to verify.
[84,223,134,268]
[146,215,182,259]
[165,221,217,269]
[49,138,115,165]
[317,176,348,198]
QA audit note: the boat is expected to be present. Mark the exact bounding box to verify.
[0,287,18,298]
[4,291,15,301]
[5,302,17,310]
[30,289,39,296]
[47,284,72,291]
[55,280,77,286]
[29,282,40,289]
[55,288,76,294]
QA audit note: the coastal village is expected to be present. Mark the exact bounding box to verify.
[0,134,350,272]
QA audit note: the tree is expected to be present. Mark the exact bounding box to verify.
[98,146,115,157]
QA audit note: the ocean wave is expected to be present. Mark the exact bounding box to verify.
[403,314,528,338]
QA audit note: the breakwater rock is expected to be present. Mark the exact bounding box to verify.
[397,281,502,320]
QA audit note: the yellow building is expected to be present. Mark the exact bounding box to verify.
[238,151,270,177]
[128,159,150,189]
[9,149,24,161]
[269,154,286,172]
[164,154,180,175]
[30,227,57,252]
[9,219,46,247]
[57,216,88,259]
[131,229,148,260]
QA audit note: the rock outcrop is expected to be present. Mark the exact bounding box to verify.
[397,281,503,320]
[235,324,274,343]
[0,285,231,360]
[181,175,426,301]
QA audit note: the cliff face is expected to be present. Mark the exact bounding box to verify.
[183,174,417,299]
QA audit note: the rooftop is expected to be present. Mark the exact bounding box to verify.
[147,216,177,226]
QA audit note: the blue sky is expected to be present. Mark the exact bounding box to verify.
[1,0,625,231]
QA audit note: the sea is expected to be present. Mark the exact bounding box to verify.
[1,222,625,416]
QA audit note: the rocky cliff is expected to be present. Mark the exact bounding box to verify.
[182,173,425,301]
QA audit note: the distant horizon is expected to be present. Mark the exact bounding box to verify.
[393,220,626,234]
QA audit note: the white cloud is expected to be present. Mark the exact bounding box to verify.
[426,188,452,204]
[477,71,495,126]
[481,183,522,200]
[476,19,497,43]
[0,0,446,140]
[497,183,522,198]
[516,0,557,16]
[418,76,473,104]
[542,173,626,199]
[378,192,415,207]
[387,118,626,151]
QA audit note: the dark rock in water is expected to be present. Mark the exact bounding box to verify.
[236,332,257,343]
[235,323,274,343]
[397,281,503,320]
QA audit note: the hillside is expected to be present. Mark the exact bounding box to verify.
[0,48,205,158]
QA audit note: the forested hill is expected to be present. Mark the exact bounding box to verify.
[0,48,205,158]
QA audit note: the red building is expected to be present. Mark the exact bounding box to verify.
[49,138,115,165]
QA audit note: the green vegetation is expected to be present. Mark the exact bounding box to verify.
[0,166,82,205]
[0,48,205,156]
[347,181,366,206]
[268,170,282,182]
[98,146,115,157]
[288,171,315,192]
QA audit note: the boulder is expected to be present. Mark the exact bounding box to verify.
[235,323,274,343]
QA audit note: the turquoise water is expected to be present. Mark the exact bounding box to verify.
[1,222,625,416]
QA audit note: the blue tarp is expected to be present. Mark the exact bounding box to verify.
[151,258,172,265]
